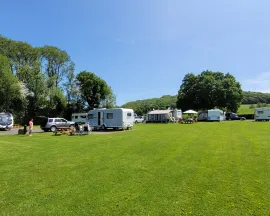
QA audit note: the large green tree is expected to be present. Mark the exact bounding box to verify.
[177,70,244,112]
[76,71,114,110]
[40,45,70,88]
[0,35,40,74]
[99,86,116,109]
[0,54,24,112]
[16,61,47,110]
[0,35,73,120]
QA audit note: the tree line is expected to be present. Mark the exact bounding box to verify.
[0,35,116,124]
[2,35,269,121]
[122,71,270,115]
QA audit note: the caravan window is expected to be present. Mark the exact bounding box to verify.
[107,113,113,119]
[74,116,78,119]
[80,115,86,118]
[127,112,132,117]
[88,114,94,119]
[258,111,263,114]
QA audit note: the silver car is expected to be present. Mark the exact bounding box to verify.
[40,118,75,132]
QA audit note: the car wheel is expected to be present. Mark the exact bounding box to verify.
[50,126,57,132]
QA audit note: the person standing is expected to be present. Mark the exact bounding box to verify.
[29,118,33,136]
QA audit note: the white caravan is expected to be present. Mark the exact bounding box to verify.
[71,113,88,124]
[0,112,14,130]
[254,107,270,121]
[87,108,135,130]
[207,109,226,122]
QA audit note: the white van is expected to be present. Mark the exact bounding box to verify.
[87,108,134,130]
[71,113,88,124]
[0,112,14,130]
[254,107,270,121]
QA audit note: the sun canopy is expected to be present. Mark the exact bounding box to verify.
[183,110,198,114]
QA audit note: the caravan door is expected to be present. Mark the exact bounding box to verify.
[98,112,103,126]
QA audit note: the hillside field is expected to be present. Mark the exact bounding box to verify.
[1,122,270,216]
[237,104,270,114]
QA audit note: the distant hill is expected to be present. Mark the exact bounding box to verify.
[121,91,270,115]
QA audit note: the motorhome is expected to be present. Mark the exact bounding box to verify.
[87,108,135,130]
[254,107,270,121]
[71,113,88,124]
[0,112,14,130]
[198,109,226,122]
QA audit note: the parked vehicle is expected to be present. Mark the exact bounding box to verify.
[40,117,75,132]
[0,112,14,130]
[134,116,145,123]
[87,108,134,130]
[254,107,270,121]
[198,109,226,122]
[207,109,226,121]
[226,112,246,120]
[71,113,88,124]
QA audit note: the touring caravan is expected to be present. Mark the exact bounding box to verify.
[146,109,182,123]
[87,108,135,130]
[0,112,14,130]
[254,107,270,121]
[198,109,226,122]
[208,109,226,121]
[71,113,88,124]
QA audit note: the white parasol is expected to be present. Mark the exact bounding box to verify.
[183,109,198,114]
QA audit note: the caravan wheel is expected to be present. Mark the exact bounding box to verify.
[101,125,106,130]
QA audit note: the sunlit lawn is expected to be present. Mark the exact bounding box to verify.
[1,122,270,215]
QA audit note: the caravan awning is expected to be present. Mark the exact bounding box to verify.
[148,110,171,115]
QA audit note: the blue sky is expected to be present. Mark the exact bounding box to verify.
[1,0,270,105]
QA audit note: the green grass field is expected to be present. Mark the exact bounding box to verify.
[237,104,255,114]
[1,122,270,216]
[237,104,270,114]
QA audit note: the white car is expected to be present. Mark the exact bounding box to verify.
[134,116,144,123]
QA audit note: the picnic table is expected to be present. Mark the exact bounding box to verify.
[53,127,72,135]
[52,125,91,136]
[181,118,195,124]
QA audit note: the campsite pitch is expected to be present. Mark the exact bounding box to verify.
[0,122,269,215]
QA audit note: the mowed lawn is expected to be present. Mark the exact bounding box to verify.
[1,122,270,216]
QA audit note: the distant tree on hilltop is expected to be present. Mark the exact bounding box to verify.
[176,70,244,112]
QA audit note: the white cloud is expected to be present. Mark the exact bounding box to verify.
[242,72,270,93]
